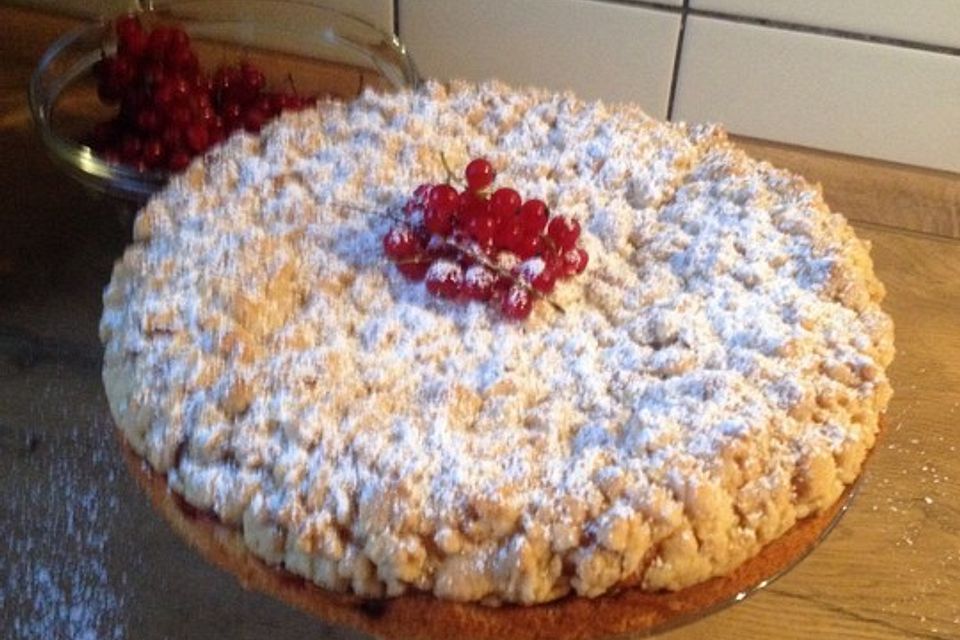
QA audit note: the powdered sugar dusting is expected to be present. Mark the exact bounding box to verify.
[99,80,894,604]
[4,412,127,639]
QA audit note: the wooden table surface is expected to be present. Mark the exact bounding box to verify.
[2,6,958,640]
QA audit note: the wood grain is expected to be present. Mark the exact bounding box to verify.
[735,136,960,240]
[1,6,959,640]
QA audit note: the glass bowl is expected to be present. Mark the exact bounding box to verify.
[28,0,420,204]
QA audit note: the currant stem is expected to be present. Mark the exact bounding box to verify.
[439,152,463,186]
[446,238,566,314]
[286,72,299,97]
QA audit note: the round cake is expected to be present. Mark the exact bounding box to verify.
[100,81,894,611]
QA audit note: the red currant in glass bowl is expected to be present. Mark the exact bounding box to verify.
[29,0,420,205]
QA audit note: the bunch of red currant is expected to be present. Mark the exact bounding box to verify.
[87,14,317,173]
[382,158,589,320]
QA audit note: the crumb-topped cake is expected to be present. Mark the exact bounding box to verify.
[100,80,894,607]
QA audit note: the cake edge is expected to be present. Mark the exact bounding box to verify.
[114,418,877,640]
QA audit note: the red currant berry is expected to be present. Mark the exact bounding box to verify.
[242,107,266,133]
[517,258,556,294]
[119,87,148,120]
[501,285,533,320]
[189,89,213,113]
[194,73,214,93]
[221,101,244,130]
[169,27,190,50]
[557,247,589,278]
[180,50,200,77]
[170,105,192,127]
[518,199,548,235]
[123,29,150,59]
[569,247,589,274]
[266,92,285,113]
[255,93,277,116]
[240,62,266,96]
[118,134,143,163]
[458,189,489,223]
[383,224,420,260]
[428,184,459,215]
[112,54,138,88]
[464,158,494,191]
[161,124,184,150]
[185,122,210,153]
[285,95,305,111]
[213,65,241,94]
[396,260,430,281]
[532,267,556,294]
[252,94,277,117]
[207,119,226,146]
[168,75,191,101]
[141,60,166,87]
[153,82,176,111]
[412,183,432,206]
[425,260,464,299]
[135,107,162,133]
[141,138,165,168]
[494,217,524,251]
[514,233,543,260]
[424,205,455,236]
[465,214,497,245]
[116,16,149,58]
[195,105,217,125]
[490,187,521,220]
[463,265,495,301]
[547,216,581,251]
[166,150,191,172]
[114,14,141,39]
[146,27,173,61]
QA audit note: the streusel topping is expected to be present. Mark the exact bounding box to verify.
[100,80,894,604]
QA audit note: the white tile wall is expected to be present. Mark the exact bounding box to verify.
[673,17,960,173]
[691,0,960,49]
[399,0,680,118]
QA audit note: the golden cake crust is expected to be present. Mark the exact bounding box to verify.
[118,432,866,640]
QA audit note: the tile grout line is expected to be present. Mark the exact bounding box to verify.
[665,0,689,120]
[583,0,684,15]
[688,8,960,57]
[587,0,960,56]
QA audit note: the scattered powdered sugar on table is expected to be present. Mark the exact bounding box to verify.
[99,80,895,604]
[3,414,127,640]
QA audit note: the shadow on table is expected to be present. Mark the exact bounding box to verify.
[0,109,128,363]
